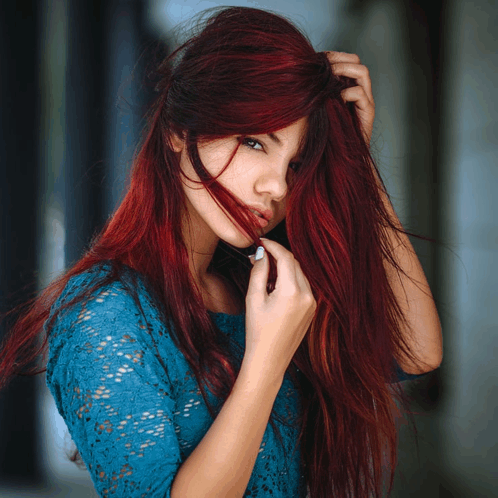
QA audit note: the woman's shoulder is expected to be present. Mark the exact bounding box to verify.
[45,261,171,358]
[49,261,157,320]
[52,260,146,305]
[44,262,181,425]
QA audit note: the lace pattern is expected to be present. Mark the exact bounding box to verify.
[45,264,307,497]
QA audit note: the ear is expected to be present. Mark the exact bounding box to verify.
[170,131,185,153]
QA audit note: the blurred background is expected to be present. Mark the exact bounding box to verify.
[0,0,496,496]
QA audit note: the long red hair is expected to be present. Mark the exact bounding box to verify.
[1,6,425,496]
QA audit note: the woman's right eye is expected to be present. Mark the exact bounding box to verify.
[242,137,263,150]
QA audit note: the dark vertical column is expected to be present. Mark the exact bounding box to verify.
[34,0,152,488]
[401,0,447,407]
[137,0,164,110]
[0,1,42,484]
[403,0,445,288]
[103,0,155,217]
[392,2,450,496]
[0,0,109,486]
[64,0,107,267]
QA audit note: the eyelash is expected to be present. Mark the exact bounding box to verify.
[241,137,301,173]
[242,137,263,151]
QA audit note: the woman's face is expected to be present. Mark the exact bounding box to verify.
[172,116,308,248]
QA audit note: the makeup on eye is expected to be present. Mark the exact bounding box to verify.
[239,135,303,173]
[241,137,264,150]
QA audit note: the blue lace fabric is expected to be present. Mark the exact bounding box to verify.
[45,263,427,497]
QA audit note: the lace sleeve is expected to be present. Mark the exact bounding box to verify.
[46,279,183,497]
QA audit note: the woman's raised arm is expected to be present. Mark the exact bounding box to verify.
[326,51,443,374]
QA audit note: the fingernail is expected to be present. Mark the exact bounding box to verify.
[254,246,265,261]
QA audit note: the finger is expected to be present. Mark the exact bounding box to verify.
[340,86,375,143]
[259,238,299,292]
[340,86,374,113]
[324,51,361,64]
[293,259,314,296]
[247,245,270,298]
[330,62,373,105]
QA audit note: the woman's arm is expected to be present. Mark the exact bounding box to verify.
[326,51,443,374]
[171,364,283,498]
[373,170,443,374]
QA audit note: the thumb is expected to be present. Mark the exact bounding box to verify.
[249,246,265,266]
[247,246,268,294]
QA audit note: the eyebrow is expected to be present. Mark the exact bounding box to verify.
[263,131,306,161]
[266,132,282,146]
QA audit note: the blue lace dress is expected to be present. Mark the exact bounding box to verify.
[45,262,425,497]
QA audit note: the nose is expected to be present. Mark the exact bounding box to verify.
[256,159,290,202]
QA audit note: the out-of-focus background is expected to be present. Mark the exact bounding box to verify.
[0,0,496,496]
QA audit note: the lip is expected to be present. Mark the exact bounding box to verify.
[247,205,273,222]
[249,210,269,228]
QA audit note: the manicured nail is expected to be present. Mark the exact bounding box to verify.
[254,246,265,261]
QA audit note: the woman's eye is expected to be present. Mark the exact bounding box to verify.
[289,162,301,173]
[243,138,263,150]
[241,137,301,173]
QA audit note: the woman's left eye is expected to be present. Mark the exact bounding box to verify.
[242,138,263,150]
[289,162,301,173]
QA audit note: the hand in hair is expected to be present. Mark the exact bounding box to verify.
[323,51,375,145]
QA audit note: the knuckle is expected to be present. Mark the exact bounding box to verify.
[303,293,316,306]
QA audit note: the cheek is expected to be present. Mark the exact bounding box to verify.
[276,206,287,224]
[198,139,235,178]
[271,201,287,228]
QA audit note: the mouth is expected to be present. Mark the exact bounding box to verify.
[247,206,273,222]
[249,208,265,219]
[248,209,269,227]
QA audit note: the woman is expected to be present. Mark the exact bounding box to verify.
[0,6,442,497]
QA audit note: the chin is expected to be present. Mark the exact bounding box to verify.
[236,233,265,248]
[219,226,267,249]
[220,213,284,248]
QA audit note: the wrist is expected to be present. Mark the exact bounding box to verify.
[238,359,285,392]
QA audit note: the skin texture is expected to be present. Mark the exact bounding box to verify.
[168,50,376,312]
[170,117,308,302]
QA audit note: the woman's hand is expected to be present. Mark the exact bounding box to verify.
[323,51,375,145]
[244,239,317,383]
